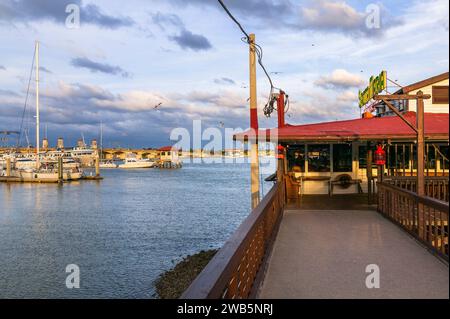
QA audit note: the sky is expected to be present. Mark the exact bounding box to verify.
[0,0,448,148]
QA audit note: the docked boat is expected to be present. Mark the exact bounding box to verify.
[43,151,81,169]
[99,160,118,169]
[4,41,84,182]
[119,154,155,169]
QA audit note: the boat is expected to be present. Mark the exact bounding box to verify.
[43,151,81,169]
[7,41,84,182]
[99,160,118,169]
[119,154,156,169]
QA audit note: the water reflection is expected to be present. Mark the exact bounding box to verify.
[0,163,272,298]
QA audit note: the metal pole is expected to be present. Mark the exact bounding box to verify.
[249,33,260,209]
[417,91,425,196]
[35,41,40,170]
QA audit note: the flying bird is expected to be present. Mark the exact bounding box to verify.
[154,102,162,110]
[218,121,225,128]
[270,72,283,75]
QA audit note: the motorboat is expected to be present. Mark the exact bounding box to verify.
[99,160,118,169]
[118,155,155,169]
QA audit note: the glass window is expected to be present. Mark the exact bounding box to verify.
[287,145,305,172]
[387,144,411,169]
[426,145,436,170]
[359,146,368,168]
[439,145,449,170]
[307,144,330,172]
[333,144,352,172]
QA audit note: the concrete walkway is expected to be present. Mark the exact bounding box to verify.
[259,210,449,299]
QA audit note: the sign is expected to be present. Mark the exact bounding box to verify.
[359,71,387,107]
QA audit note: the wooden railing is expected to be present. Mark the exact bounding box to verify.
[378,182,449,261]
[181,182,285,299]
[383,176,449,202]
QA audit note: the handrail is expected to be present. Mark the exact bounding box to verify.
[383,176,449,202]
[377,182,449,261]
[181,182,285,299]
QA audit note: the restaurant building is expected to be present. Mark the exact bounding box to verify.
[238,72,449,199]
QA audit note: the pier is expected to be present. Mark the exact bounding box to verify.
[182,180,449,299]
[181,72,449,299]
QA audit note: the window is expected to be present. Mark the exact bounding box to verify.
[432,86,449,104]
[287,145,305,172]
[333,144,352,172]
[307,144,330,172]
[387,144,411,170]
[359,146,368,168]
[439,145,449,170]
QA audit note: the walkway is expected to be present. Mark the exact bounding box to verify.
[258,209,449,299]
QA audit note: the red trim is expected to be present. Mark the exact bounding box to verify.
[250,108,259,130]
[277,91,285,128]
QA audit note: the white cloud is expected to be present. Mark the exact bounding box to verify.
[315,69,365,89]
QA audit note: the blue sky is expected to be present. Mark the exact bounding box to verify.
[0,0,448,148]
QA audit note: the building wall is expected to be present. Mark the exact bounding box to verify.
[408,78,449,113]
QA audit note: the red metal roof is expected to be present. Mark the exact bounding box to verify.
[235,112,449,142]
[158,146,179,152]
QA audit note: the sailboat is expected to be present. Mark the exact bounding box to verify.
[12,41,83,182]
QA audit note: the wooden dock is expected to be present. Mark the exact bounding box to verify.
[0,175,103,183]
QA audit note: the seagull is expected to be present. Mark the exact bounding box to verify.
[270,72,283,75]
[218,121,225,128]
[154,102,162,109]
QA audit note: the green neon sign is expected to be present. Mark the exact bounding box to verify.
[359,71,387,107]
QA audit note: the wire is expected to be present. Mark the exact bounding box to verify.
[217,0,278,117]
[16,45,37,150]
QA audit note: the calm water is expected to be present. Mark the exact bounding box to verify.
[0,162,272,298]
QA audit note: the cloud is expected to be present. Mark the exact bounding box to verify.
[150,11,212,51]
[298,1,366,33]
[315,69,365,90]
[0,89,19,96]
[214,77,236,85]
[0,0,134,29]
[165,0,293,20]
[0,65,5,70]
[151,12,184,30]
[164,0,393,37]
[169,29,213,51]
[39,66,52,74]
[71,57,131,78]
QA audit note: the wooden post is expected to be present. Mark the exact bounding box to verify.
[249,33,260,209]
[367,144,373,203]
[58,157,63,183]
[95,155,100,177]
[6,158,11,177]
[417,91,425,196]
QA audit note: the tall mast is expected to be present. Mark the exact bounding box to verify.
[35,41,40,169]
[100,121,103,160]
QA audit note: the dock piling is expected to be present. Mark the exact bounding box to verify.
[95,156,100,176]
[58,157,63,184]
[6,158,11,177]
